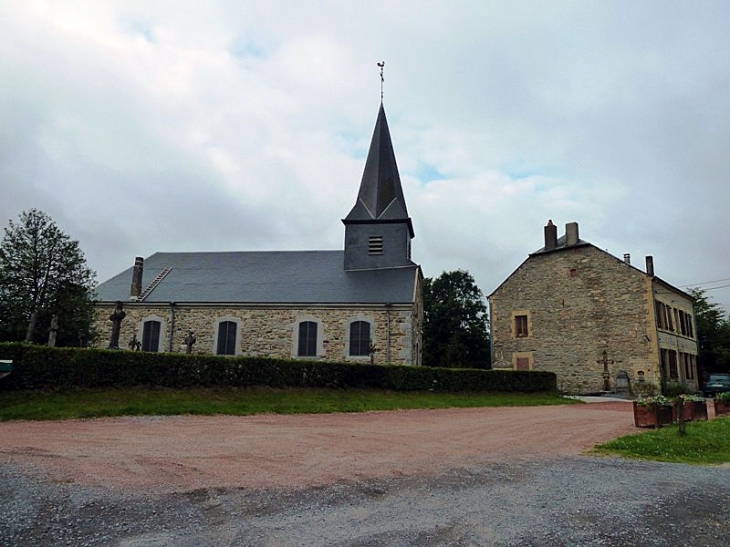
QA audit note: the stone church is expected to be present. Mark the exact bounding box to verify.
[489,220,699,395]
[94,104,423,365]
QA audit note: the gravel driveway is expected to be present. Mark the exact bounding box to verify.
[2,400,729,546]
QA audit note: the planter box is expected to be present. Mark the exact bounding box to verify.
[680,400,708,422]
[714,400,730,417]
[633,401,675,428]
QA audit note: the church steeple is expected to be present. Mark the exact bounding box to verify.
[343,104,414,271]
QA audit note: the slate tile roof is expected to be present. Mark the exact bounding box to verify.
[95,250,419,305]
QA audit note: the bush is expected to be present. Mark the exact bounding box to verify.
[0,343,556,393]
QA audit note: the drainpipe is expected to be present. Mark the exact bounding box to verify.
[169,302,177,352]
[385,303,392,365]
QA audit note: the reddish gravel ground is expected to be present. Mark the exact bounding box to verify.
[0,400,639,493]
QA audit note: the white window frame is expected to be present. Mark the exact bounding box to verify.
[138,315,166,353]
[292,317,324,359]
[213,317,241,356]
[346,317,375,360]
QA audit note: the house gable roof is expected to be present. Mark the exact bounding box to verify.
[490,241,693,302]
[95,250,419,305]
[529,234,590,256]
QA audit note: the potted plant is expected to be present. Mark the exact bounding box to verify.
[678,394,708,422]
[714,392,730,417]
[633,395,675,428]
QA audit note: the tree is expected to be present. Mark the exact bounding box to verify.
[0,209,96,346]
[688,287,730,376]
[423,269,490,368]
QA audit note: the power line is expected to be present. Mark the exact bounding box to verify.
[702,283,730,291]
[681,277,730,288]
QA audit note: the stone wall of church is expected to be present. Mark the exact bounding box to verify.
[490,246,668,394]
[93,303,418,366]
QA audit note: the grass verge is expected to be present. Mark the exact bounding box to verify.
[594,416,730,465]
[0,387,575,421]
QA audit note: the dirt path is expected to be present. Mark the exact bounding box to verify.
[0,401,636,493]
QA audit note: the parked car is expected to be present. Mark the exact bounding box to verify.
[703,373,730,397]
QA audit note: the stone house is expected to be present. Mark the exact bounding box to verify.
[93,104,423,365]
[489,220,698,395]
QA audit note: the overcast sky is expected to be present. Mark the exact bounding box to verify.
[3,1,730,313]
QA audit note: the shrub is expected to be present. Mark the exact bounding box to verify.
[0,342,556,393]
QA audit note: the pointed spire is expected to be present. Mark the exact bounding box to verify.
[345,104,412,234]
[343,102,415,271]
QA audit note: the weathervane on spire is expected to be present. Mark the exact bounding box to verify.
[377,61,385,101]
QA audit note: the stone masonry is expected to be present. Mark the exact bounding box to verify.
[490,242,698,395]
[94,303,419,366]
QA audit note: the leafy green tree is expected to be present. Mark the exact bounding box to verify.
[688,287,730,376]
[423,269,490,368]
[0,209,96,346]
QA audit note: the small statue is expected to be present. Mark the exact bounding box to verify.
[108,301,126,350]
[184,330,196,354]
[128,334,138,351]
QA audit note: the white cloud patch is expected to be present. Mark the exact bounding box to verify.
[2,0,730,310]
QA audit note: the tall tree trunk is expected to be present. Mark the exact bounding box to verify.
[25,310,38,342]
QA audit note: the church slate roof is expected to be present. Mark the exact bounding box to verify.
[344,104,413,236]
[95,251,419,305]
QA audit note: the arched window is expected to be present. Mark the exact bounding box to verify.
[142,320,161,352]
[298,321,318,357]
[349,321,371,357]
[217,321,237,355]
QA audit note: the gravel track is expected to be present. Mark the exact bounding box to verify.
[2,401,729,546]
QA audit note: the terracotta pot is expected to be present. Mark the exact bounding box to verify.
[633,401,675,428]
[714,400,730,416]
[680,400,708,422]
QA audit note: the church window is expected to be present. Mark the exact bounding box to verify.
[349,321,371,356]
[515,315,529,337]
[298,321,318,357]
[217,321,237,355]
[142,320,161,352]
[368,236,383,255]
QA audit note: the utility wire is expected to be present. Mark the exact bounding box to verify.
[681,277,730,288]
[701,283,730,291]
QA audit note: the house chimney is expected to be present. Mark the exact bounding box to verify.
[645,256,654,277]
[544,219,558,250]
[565,222,579,246]
[130,256,144,299]
[623,253,631,265]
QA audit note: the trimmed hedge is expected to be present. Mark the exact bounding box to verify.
[0,343,556,393]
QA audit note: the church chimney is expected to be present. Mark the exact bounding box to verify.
[544,220,558,250]
[645,256,654,277]
[130,257,144,299]
[623,253,631,265]
[565,222,579,246]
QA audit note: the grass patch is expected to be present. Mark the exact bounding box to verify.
[594,416,730,465]
[0,387,575,421]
